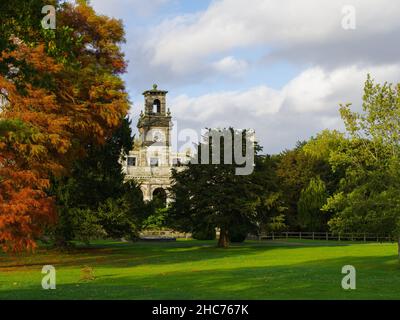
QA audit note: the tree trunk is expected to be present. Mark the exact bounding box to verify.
[398,237,400,259]
[218,227,229,248]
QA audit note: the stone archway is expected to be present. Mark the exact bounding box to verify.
[139,184,171,203]
[152,187,167,207]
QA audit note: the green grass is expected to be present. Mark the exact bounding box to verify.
[0,239,399,300]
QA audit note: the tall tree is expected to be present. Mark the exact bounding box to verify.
[50,118,147,245]
[276,142,335,230]
[0,1,129,252]
[297,176,328,231]
[168,128,262,248]
[252,155,287,234]
[323,76,400,257]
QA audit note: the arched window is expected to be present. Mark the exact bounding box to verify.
[153,99,161,113]
[152,188,167,207]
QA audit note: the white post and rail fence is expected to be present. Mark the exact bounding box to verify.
[139,230,395,243]
[250,232,395,243]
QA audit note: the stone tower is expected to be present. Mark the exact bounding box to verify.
[138,84,172,149]
[123,85,190,202]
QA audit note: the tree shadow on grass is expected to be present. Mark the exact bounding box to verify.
[0,239,392,272]
[1,254,399,300]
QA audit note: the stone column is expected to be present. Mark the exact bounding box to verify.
[141,184,152,202]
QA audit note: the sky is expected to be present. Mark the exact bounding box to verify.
[89,0,400,154]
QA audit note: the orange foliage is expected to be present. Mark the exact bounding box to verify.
[0,168,56,252]
[0,1,129,252]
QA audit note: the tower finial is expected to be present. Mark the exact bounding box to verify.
[153,84,158,90]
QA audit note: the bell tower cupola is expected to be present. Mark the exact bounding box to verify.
[143,84,168,115]
[137,84,172,147]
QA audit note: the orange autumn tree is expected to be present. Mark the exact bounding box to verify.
[0,41,66,252]
[0,119,58,252]
[0,1,129,252]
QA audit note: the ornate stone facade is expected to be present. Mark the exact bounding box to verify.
[123,85,191,201]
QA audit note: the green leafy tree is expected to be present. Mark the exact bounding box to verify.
[267,214,288,233]
[142,207,168,231]
[297,177,328,231]
[168,128,262,248]
[276,142,336,230]
[323,75,400,257]
[253,155,287,234]
[50,118,146,245]
[68,208,106,244]
[97,197,141,240]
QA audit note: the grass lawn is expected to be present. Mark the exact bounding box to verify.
[0,239,399,300]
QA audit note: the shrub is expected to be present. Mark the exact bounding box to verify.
[192,227,216,240]
[229,229,248,243]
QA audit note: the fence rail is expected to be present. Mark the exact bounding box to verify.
[251,232,395,243]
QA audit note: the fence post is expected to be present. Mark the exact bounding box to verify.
[326,232,328,241]
[338,233,341,241]
[299,232,302,240]
[312,232,315,240]
[364,233,366,242]
[286,232,288,240]
[272,232,275,241]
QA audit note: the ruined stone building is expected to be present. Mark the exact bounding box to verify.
[123,85,191,202]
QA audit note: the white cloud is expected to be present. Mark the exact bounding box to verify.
[172,85,282,122]
[283,64,400,113]
[143,0,400,75]
[86,0,400,152]
[212,56,248,77]
[169,63,400,153]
